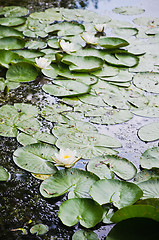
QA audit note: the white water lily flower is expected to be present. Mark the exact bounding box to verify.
[94,24,105,32]
[35,57,51,69]
[81,32,98,45]
[52,148,81,168]
[59,39,76,54]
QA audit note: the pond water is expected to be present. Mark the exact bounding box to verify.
[0,0,159,240]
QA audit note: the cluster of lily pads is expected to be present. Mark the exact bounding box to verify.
[0,5,159,239]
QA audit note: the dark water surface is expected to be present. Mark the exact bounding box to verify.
[0,0,159,240]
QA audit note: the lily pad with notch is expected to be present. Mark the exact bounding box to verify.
[140,147,159,169]
[13,142,58,174]
[58,198,103,228]
[98,37,129,49]
[0,166,10,181]
[137,122,159,142]
[40,168,99,198]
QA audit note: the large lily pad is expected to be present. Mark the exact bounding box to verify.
[98,37,129,49]
[42,80,90,97]
[137,122,159,142]
[0,166,9,181]
[138,179,159,199]
[40,168,99,198]
[13,143,58,174]
[90,179,143,208]
[61,55,104,72]
[6,62,38,82]
[111,205,159,223]
[0,25,23,38]
[140,147,159,169]
[0,17,26,27]
[58,198,103,228]
[0,50,22,68]
[106,218,159,240]
[0,6,29,17]
[113,6,145,15]
[134,169,159,183]
[87,156,137,180]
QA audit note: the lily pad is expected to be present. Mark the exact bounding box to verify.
[42,80,90,97]
[72,230,99,240]
[98,37,129,49]
[55,131,121,159]
[0,25,23,38]
[92,63,119,77]
[58,198,103,228]
[40,168,99,198]
[0,37,25,50]
[134,169,159,183]
[89,179,143,208]
[0,166,9,181]
[137,122,159,142]
[138,179,159,199]
[106,218,159,240]
[61,55,104,72]
[41,104,72,124]
[0,6,29,17]
[140,147,159,169]
[113,6,145,15]
[133,72,159,93]
[6,62,38,82]
[87,156,137,180]
[0,50,22,68]
[30,224,49,236]
[17,131,56,146]
[0,17,26,27]
[104,52,139,67]
[13,143,58,174]
[111,205,159,223]
[14,49,44,59]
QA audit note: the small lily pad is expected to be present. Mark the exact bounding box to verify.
[58,198,103,228]
[0,166,9,181]
[104,52,139,67]
[138,179,159,199]
[0,25,23,38]
[30,224,49,236]
[40,168,99,198]
[0,17,26,27]
[0,37,25,50]
[113,6,145,15]
[72,230,99,240]
[138,122,159,142]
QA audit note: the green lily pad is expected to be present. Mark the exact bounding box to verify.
[88,108,133,125]
[133,72,159,93]
[87,157,114,179]
[25,40,46,50]
[0,6,29,17]
[90,179,143,208]
[42,64,59,79]
[55,130,121,159]
[98,37,129,49]
[47,38,59,49]
[0,37,25,50]
[0,78,20,91]
[92,63,119,77]
[0,166,9,181]
[112,27,138,37]
[40,168,99,198]
[0,17,26,27]
[41,104,72,124]
[6,62,38,82]
[113,6,145,15]
[62,55,104,72]
[72,230,99,240]
[138,122,159,142]
[106,218,159,240]
[104,52,139,67]
[0,25,23,38]
[0,50,22,68]
[140,147,159,169]
[138,179,159,199]
[13,143,58,174]
[30,224,49,236]
[17,131,56,146]
[42,80,90,97]
[111,205,159,223]
[134,169,159,183]
[87,155,137,180]
[0,104,40,137]
[132,107,159,118]
[101,70,133,83]
[14,49,44,59]
[58,198,103,228]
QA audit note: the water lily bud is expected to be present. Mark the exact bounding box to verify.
[94,24,106,33]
